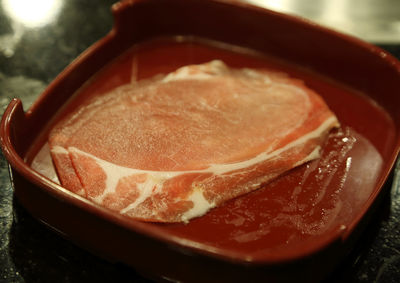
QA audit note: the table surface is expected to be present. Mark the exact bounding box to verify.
[0,1,400,282]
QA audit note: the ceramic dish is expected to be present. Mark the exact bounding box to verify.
[2,0,400,282]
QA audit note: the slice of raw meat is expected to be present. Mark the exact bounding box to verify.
[48,60,339,223]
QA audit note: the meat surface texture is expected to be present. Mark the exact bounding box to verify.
[48,60,339,223]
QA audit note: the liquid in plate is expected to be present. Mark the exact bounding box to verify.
[29,38,391,255]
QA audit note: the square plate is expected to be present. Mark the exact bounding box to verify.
[1,0,400,282]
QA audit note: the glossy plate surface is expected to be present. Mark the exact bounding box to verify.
[1,0,400,282]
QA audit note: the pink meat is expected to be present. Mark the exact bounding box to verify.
[48,60,339,222]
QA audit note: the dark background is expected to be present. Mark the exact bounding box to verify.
[0,0,399,282]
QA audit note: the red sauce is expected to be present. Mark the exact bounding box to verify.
[30,37,395,257]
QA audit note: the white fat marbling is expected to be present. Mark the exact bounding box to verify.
[162,60,228,83]
[55,115,337,219]
[181,188,216,223]
[31,143,60,184]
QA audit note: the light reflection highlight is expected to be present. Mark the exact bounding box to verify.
[246,0,292,13]
[2,0,63,28]
[242,0,400,43]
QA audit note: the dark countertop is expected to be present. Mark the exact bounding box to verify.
[0,1,399,282]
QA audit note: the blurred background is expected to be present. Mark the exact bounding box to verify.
[245,0,400,43]
[0,0,399,282]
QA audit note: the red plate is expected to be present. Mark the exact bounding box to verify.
[1,0,400,282]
